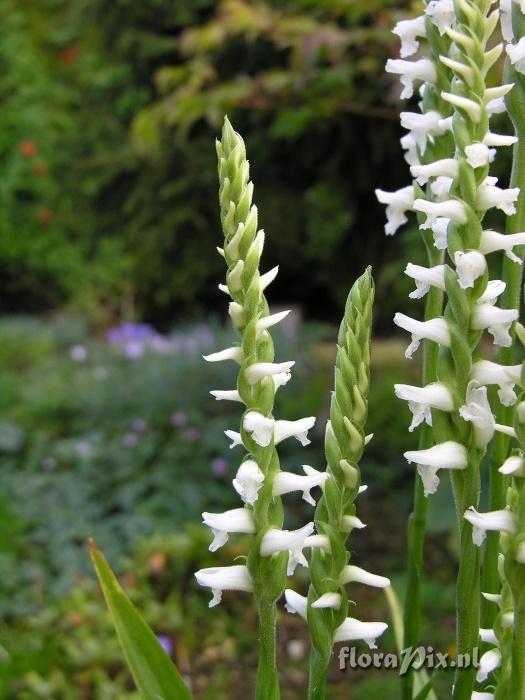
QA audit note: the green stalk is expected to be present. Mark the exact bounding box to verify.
[256,599,280,700]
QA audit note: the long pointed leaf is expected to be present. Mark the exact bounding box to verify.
[89,538,193,700]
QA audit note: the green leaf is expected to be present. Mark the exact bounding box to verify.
[412,680,434,700]
[89,538,194,700]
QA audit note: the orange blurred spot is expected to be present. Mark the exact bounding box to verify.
[19,140,38,157]
[33,162,48,177]
[148,551,167,574]
[61,46,78,64]
[36,207,54,223]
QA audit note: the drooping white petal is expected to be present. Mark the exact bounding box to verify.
[210,389,243,403]
[273,371,292,389]
[334,618,388,649]
[274,417,316,446]
[375,185,415,236]
[476,648,501,683]
[413,198,467,230]
[312,592,342,609]
[341,565,391,588]
[500,0,514,41]
[471,304,519,346]
[393,16,426,58]
[233,460,265,504]
[400,133,420,166]
[459,382,495,449]
[498,455,525,476]
[245,361,295,384]
[394,313,451,359]
[400,111,447,154]
[404,263,446,299]
[195,565,253,607]
[482,591,502,605]
[225,430,243,449]
[430,176,454,200]
[477,280,506,306]
[465,143,495,168]
[273,465,329,505]
[464,507,516,546]
[479,628,498,645]
[395,382,454,431]
[404,441,468,496]
[432,217,450,250]
[385,58,437,99]
[203,346,243,363]
[425,0,455,34]
[243,411,275,447]
[260,522,315,575]
[479,230,525,264]
[284,589,308,620]
[410,158,458,186]
[477,178,520,215]
[454,251,487,289]
[202,508,255,551]
[506,37,525,74]
[471,360,521,406]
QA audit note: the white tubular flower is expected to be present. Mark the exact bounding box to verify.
[464,143,495,168]
[274,417,316,446]
[476,177,520,215]
[425,0,455,34]
[194,565,253,607]
[255,310,290,335]
[202,508,255,551]
[260,265,279,291]
[272,465,329,505]
[210,389,243,403]
[482,591,503,605]
[304,534,331,552]
[243,411,275,447]
[478,280,506,306]
[393,313,451,359]
[471,360,521,406]
[476,648,502,683]
[284,589,308,620]
[394,382,454,431]
[506,37,525,74]
[375,185,415,236]
[479,628,498,645]
[410,158,458,186]
[432,217,450,250]
[499,455,525,476]
[404,263,446,299]
[400,111,447,153]
[404,441,468,497]
[334,618,388,649]
[413,198,467,231]
[459,382,495,449]
[454,251,487,289]
[400,133,420,166]
[483,131,518,147]
[501,0,513,42]
[479,230,525,264]
[245,361,294,385]
[464,507,517,546]
[471,692,495,700]
[341,515,367,532]
[393,16,426,57]
[430,176,454,200]
[311,592,342,609]
[203,346,243,363]
[260,522,315,575]
[233,460,265,504]
[471,304,519,346]
[225,430,243,449]
[341,565,391,588]
[385,58,437,99]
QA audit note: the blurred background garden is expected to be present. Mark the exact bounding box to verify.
[0,0,516,697]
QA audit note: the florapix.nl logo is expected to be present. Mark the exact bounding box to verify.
[338,645,480,675]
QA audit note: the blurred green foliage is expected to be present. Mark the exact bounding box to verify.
[0,0,419,327]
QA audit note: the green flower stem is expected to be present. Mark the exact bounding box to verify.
[256,598,280,700]
[485,7,525,629]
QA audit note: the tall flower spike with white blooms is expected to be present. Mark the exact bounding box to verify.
[194,118,318,697]
[299,269,389,695]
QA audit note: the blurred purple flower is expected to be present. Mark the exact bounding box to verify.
[171,411,188,427]
[211,457,228,477]
[70,345,87,362]
[157,634,173,656]
[122,433,138,448]
[182,428,201,443]
[42,457,57,471]
[132,418,148,433]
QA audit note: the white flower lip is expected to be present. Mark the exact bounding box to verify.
[454,251,486,289]
[400,110,447,153]
[479,230,525,265]
[233,460,265,504]
[210,389,243,403]
[413,198,467,229]
[471,359,521,406]
[243,411,275,447]
[477,280,506,306]
[334,617,388,649]
[311,592,342,609]
[375,185,415,236]
[506,36,525,75]
[476,178,520,216]
[385,58,437,99]
[203,346,243,363]
[471,304,519,347]
[274,417,316,446]
[476,648,501,683]
[284,589,308,620]
[260,522,315,575]
[394,313,450,359]
[392,16,426,58]
[194,565,253,607]
[498,455,525,476]
[245,361,295,385]
[404,441,467,496]
[410,158,458,186]
[202,508,255,551]
[394,382,454,431]
[459,382,495,449]
[273,465,329,505]
[341,565,390,588]
[464,143,494,168]
[425,0,455,35]
[464,507,516,547]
